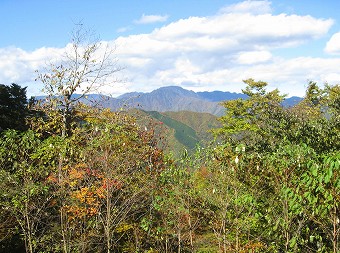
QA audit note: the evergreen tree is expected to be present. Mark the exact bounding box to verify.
[0,83,28,132]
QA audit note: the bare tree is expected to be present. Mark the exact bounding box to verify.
[37,24,123,137]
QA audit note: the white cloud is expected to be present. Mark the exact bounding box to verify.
[220,0,272,15]
[320,72,340,84]
[131,56,340,97]
[236,50,272,64]
[233,57,340,96]
[125,12,333,54]
[134,14,169,24]
[325,32,340,54]
[0,46,60,83]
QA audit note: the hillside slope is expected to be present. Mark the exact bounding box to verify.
[163,111,220,144]
[129,109,219,156]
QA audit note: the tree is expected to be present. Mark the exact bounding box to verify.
[289,81,340,154]
[36,25,122,137]
[215,79,340,155]
[0,83,28,132]
[297,153,339,253]
[0,130,54,253]
[215,78,286,154]
[150,154,203,253]
[262,143,317,251]
[201,144,266,253]
[40,109,166,253]
[83,110,165,252]
[32,28,125,243]
[213,79,339,252]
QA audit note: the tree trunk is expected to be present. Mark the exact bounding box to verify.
[25,200,33,253]
[283,194,290,252]
[61,213,68,253]
[178,228,181,253]
[222,219,226,253]
[165,235,168,253]
[61,98,73,138]
[332,206,338,253]
[62,108,67,138]
[134,226,139,252]
[188,214,194,252]
[106,191,111,253]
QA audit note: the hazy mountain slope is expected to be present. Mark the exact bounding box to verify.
[163,111,220,143]
[145,111,200,150]
[87,86,224,115]
[127,86,225,115]
[127,109,186,154]
[282,96,303,107]
[197,90,248,102]
[128,109,218,155]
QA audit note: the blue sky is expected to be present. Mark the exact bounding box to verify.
[1,0,340,97]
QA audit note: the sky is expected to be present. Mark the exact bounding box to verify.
[1,0,340,98]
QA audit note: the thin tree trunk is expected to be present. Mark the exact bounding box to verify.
[222,219,226,253]
[104,148,111,253]
[178,227,181,253]
[25,200,33,253]
[165,235,168,253]
[81,217,87,253]
[61,208,69,253]
[187,212,194,252]
[106,187,111,253]
[134,226,139,252]
[62,109,67,138]
[283,197,290,252]
[236,226,239,252]
[332,206,338,253]
[62,103,71,138]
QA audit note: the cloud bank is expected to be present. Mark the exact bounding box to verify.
[1,1,338,97]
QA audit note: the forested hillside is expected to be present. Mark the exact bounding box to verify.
[123,109,218,157]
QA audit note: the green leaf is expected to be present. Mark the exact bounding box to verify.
[289,237,297,248]
[311,165,318,177]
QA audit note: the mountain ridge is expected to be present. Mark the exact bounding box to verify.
[100,86,302,115]
[34,86,303,115]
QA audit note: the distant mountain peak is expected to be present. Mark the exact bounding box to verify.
[151,86,198,98]
[117,92,144,100]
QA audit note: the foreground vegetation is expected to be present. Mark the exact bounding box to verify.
[0,78,339,253]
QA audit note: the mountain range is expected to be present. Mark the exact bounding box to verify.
[35,86,302,116]
[96,86,302,116]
